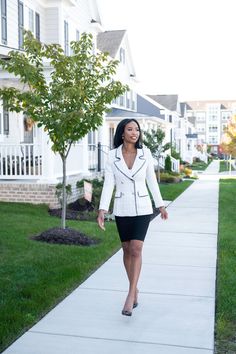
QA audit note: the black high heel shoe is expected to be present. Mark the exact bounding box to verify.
[122,309,132,316]
[133,302,138,309]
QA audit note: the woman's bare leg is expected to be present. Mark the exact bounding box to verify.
[122,240,143,312]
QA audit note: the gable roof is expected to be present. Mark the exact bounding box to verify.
[106,108,151,119]
[97,30,126,58]
[147,94,179,112]
[137,94,164,119]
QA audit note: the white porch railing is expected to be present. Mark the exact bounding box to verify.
[157,155,180,173]
[88,143,110,171]
[170,156,180,173]
[0,144,42,179]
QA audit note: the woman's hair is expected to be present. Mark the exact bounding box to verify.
[113,119,143,148]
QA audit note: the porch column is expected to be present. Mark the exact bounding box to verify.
[40,132,58,183]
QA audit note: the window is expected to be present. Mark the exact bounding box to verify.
[126,91,130,109]
[221,111,231,121]
[1,0,7,44]
[3,100,9,135]
[197,127,205,133]
[208,125,218,132]
[208,136,218,144]
[88,131,96,145]
[222,124,227,131]
[131,91,136,110]
[119,94,124,106]
[29,8,34,33]
[35,12,40,40]
[119,47,125,64]
[76,29,80,41]
[18,1,24,49]
[64,21,69,55]
[196,112,206,121]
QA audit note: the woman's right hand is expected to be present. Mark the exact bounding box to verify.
[97,209,106,231]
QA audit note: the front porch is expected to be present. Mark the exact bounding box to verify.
[0,141,109,207]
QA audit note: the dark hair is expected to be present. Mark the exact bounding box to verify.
[113,119,143,148]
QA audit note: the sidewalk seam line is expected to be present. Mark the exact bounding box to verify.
[110,262,216,268]
[78,287,215,299]
[29,330,213,351]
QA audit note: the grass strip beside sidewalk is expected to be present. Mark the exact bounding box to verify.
[159,180,193,201]
[215,178,236,353]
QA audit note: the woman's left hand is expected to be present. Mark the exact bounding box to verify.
[97,209,106,230]
[159,206,168,220]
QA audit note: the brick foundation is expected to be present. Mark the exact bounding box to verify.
[0,179,83,208]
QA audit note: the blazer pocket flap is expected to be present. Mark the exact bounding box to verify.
[137,191,149,197]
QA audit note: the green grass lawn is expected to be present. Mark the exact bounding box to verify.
[219,160,235,172]
[0,180,193,352]
[159,180,193,201]
[189,160,210,170]
[215,179,236,353]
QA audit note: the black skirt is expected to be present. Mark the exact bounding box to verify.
[115,214,151,242]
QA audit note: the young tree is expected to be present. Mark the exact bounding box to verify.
[220,115,236,158]
[0,31,128,229]
[143,128,170,182]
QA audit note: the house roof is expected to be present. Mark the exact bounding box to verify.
[137,94,164,119]
[97,30,126,58]
[106,108,151,119]
[147,94,179,111]
[188,116,196,125]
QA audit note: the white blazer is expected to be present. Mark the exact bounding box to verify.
[99,145,164,217]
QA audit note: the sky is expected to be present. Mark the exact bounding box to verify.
[96,0,236,101]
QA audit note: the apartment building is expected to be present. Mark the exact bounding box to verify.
[186,100,236,154]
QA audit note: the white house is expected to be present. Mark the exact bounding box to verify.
[0,0,105,206]
[0,0,178,207]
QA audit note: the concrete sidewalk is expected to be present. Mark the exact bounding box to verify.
[3,161,220,354]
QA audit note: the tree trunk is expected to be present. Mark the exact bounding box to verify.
[61,155,67,229]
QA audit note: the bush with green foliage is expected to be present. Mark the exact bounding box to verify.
[171,147,181,160]
[165,155,172,172]
[159,172,182,183]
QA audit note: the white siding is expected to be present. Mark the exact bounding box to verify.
[44,7,59,44]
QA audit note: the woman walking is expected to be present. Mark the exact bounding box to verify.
[97,119,168,316]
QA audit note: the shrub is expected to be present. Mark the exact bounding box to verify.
[183,167,192,177]
[159,172,182,183]
[171,147,181,160]
[165,155,172,172]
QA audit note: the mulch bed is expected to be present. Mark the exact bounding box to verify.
[31,227,98,246]
[49,198,95,220]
